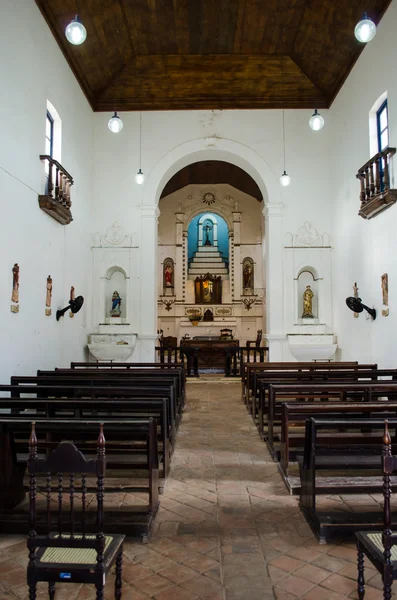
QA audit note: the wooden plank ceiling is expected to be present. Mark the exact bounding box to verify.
[36,0,391,111]
[160,161,263,201]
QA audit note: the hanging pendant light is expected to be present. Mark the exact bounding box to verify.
[354,13,376,43]
[280,170,291,187]
[65,15,87,45]
[309,109,325,131]
[108,112,123,133]
[135,112,145,184]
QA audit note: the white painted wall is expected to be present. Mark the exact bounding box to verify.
[0,0,93,381]
[92,107,332,359]
[330,0,397,367]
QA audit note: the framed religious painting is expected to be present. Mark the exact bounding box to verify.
[194,273,222,304]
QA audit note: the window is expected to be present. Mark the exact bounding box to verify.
[377,100,389,190]
[45,111,54,179]
[45,110,54,157]
[377,100,389,152]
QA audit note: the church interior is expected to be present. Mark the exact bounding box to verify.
[1,0,397,598]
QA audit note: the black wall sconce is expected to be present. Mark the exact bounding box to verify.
[346,296,376,320]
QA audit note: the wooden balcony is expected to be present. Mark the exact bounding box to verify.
[39,155,74,225]
[356,147,397,219]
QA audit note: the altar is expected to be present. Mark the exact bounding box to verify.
[182,337,239,369]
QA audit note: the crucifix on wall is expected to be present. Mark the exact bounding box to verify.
[203,222,213,246]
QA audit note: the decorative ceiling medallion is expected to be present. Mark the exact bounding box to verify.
[203,192,216,206]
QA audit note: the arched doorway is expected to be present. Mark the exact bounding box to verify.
[138,137,283,362]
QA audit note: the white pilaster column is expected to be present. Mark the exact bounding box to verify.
[175,213,184,301]
[232,212,241,299]
[263,202,285,361]
[139,205,160,361]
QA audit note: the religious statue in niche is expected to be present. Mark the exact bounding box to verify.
[45,276,52,316]
[195,273,222,304]
[110,291,122,317]
[203,222,213,246]
[242,259,254,294]
[381,273,389,317]
[302,285,314,318]
[11,263,19,313]
[69,286,75,318]
[353,282,359,318]
[163,258,174,295]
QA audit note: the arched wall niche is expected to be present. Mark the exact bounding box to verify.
[295,266,320,320]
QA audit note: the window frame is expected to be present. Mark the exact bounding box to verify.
[376,99,388,153]
[46,110,54,158]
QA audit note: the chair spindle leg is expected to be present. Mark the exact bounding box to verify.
[115,546,123,599]
[95,584,104,600]
[29,583,37,600]
[48,581,55,600]
[357,545,365,600]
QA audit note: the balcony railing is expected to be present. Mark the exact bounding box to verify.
[356,147,397,219]
[39,155,74,225]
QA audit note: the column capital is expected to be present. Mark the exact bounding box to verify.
[263,202,284,219]
[140,205,160,219]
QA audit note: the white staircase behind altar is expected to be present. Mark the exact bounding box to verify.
[188,246,229,278]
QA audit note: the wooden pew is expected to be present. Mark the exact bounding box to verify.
[242,362,376,405]
[0,417,159,540]
[8,383,176,450]
[266,382,397,453]
[0,396,170,484]
[255,370,397,435]
[39,368,185,417]
[70,361,186,402]
[280,401,397,493]
[298,417,397,543]
[5,382,178,450]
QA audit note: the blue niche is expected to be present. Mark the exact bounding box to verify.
[188,213,229,263]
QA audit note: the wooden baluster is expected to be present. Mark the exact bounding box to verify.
[81,473,87,538]
[46,472,51,537]
[47,159,53,197]
[369,162,375,196]
[58,170,63,203]
[57,472,63,537]
[359,174,366,203]
[54,166,60,203]
[69,473,75,538]
[375,158,381,194]
[65,177,71,207]
[384,151,391,190]
[365,166,370,201]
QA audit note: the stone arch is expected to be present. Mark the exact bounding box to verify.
[143,137,279,207]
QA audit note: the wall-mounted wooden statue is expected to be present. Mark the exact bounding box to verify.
[45,275,52,316]
[381,273,389,317]
[242,258,254,294]
[11,263,19,313]
[353,282,359,318]
[69,286,75,318]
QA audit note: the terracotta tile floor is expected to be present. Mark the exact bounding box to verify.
[0,380,391,599]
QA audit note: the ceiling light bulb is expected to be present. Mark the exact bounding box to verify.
[108,112,123,133]
[65,15,87,45]
[354,13,376,43]
[280,171,291,187]
[135,169,145,185]
[309,109,325,131]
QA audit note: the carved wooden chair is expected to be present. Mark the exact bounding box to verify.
[246,329,262,350]
[356,420,397,599]
[27,422,124,599]
[161,336,178,349]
